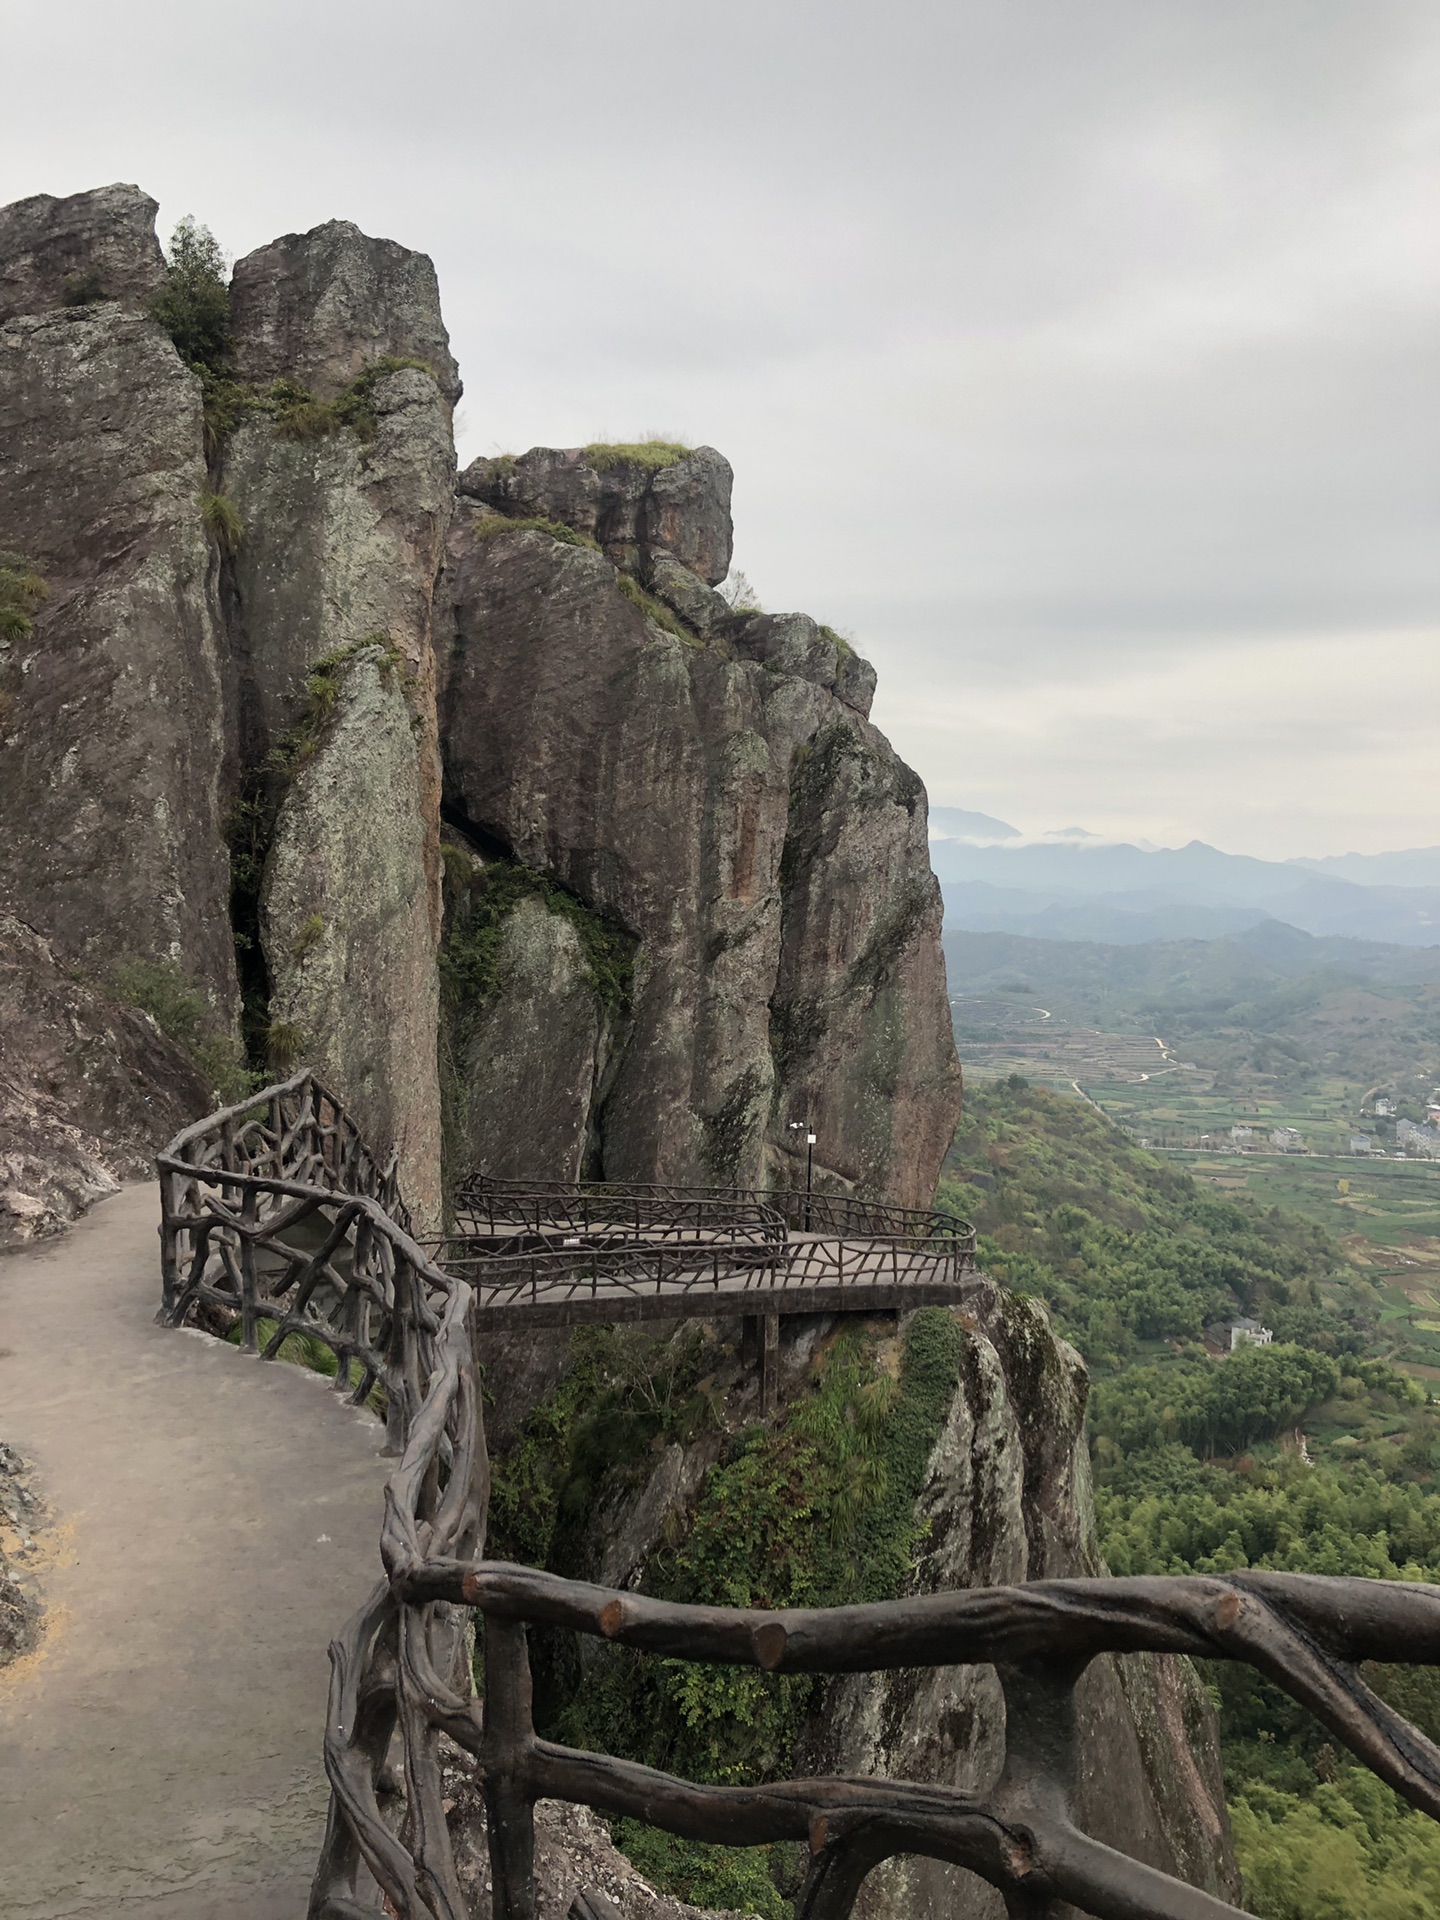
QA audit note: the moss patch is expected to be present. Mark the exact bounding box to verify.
[518,1311,962,1778]
[112,956,253,1103]
[0,551,47,644]
[201,358,440,455]
[583,439,692,473]
[616,571,698,645]
[471,514,598,551]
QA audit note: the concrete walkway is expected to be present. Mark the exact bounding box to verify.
[0,1185,391,1920]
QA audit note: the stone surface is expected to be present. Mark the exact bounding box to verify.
[459,443,734,585]
[769,715,961,1203]
[221,361,454,757]
[230,218,462,404]
[647,551,734,636]
[0,1439,44,1670]
[222,235,457,1230]
[805,1286,1241,1919]
[450,892,608,1183]
[438,515,960,1203]
[0,1185,392,1920]
[729,610,878,718]
[0,302,238,1013]
[446,1784,749,1920]
[263,647,443,1225]
[0,183,164,322]
[0,915,211,1250]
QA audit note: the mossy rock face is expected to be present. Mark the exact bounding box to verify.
[261,645,442,1222]
[229,218,462,405]
[456,441,733,586]
[440,874,633,1188]
[482,1286,1237,1920]
[441,513,960,1203]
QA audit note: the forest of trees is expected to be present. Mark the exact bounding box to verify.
[944,1080,1440,1918]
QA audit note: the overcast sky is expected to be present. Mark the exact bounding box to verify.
[4,1,1436,859]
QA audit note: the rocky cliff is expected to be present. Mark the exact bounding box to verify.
[0,182,961,1223]
[438,458,958,1200]
[0,183,1240,1917]
[478,1293,1239,1919]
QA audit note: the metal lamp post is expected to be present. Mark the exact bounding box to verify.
[789,1119,816,1229]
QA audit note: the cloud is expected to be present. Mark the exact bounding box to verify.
[1,0,1434,860]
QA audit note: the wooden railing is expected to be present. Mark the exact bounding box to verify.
[155,1074,1440,1920]
[455,1170,978,1261]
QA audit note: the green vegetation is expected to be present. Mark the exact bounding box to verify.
[60,268,107,306]
[940,1078,1353,1372]
[943,925,1440,1154]
[608,1824,793,1920]
[954,1078,1440,1913]
[615,571,697,643]
[112,956,254,1103]
[440,852,634,1029]
[471,514,598,550]
[487,1312,962,1911]
[149,217,231,376]
[224,1314,385,1413]
[582,439,691,473]
[0,551,47,643]
[199,488,244,556]
[437,849,636,1196]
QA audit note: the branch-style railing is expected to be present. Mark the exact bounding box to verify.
[154,1074,1440,1920]
[455,1170,979,1261]
[445,1173,977,1322]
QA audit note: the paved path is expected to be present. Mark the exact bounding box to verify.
[0,1185,390,1920]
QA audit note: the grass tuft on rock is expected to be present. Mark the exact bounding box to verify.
[200,489,244,556]
[471,514,599,551]
[0,551,47,643]
[616,572,698,645]
[112,956,254,1103]
[583,439,692,473]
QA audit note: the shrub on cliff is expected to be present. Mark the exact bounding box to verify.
[0,551,47,642]
[149,217,231,376]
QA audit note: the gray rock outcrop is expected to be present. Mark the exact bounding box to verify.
[261,647,442,1219]
[0,298,237,1012]
[0,183,164,322]
[229,219,462,404]
[460,443,733,585]
[808,1286,1240,1917]
[221,227,458,1225]
[437,499,961,1203]
[0,916,212,1249]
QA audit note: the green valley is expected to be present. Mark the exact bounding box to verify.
[944,1077,1440,1918]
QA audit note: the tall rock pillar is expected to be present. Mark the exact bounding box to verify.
[0,185,237,1018]
[220,221,458,1225]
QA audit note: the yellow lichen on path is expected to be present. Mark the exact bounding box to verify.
[0,1185,390,1920]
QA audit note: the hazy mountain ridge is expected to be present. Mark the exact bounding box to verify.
[929,834,1440,947]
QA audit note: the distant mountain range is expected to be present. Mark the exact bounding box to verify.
[927,830,1440,947]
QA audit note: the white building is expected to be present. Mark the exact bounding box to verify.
[1350,1134,1373,1155]
[1230,1317,1274,1350]
[1398,1119,1440,1159]
[1270,1127,1303,1152]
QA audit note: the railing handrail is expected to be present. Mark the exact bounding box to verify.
[153,1071,1440,1920]
[455,1170,976,1252]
